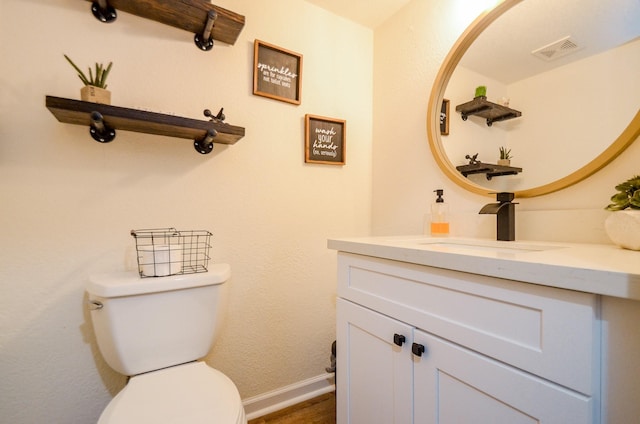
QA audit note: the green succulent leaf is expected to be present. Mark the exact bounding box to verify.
[606,175,640,210]
[611,192,629,203]
[606,203,628,211]
[630,190,640,209]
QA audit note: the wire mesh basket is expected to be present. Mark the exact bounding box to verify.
[131,228,212,278]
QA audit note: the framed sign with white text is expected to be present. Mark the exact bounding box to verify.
[305,114,346,165]
[253,40,303,105]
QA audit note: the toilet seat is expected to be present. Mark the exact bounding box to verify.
[98,362,246,424]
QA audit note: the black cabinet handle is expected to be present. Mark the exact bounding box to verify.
[393,333,406,346]
[412,343,426,357]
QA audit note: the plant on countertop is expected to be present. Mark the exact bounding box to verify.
[499,146,512,160]
[605,175,640,211]
[64,54,113,89]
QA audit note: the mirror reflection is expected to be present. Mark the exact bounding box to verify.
[430,0,640,196]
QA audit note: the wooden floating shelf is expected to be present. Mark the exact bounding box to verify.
[456,97,522,126]
[46,95,245,147]
[456,162,522,180]
[84,0,245,46]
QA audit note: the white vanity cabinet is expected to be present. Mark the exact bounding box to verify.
[336,252,599,424]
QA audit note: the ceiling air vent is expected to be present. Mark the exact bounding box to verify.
[531,36,581,61]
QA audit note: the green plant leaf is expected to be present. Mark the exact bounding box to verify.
[630,190,640,208]
[95,63,102,86]
[499,146,512,160]
[606,175,640,210]
[63,54,90,86]
[99,62,113,88]
[64,55,112,88]
[606,203,628,211]
[611,192,629,203]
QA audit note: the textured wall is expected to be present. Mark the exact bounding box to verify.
[0,1,372,422]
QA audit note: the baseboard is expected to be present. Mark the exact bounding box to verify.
[242,373,336,420]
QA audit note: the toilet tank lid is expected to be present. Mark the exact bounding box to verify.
[87,263,230,298]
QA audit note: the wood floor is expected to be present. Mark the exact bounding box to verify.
[247,392,336,424]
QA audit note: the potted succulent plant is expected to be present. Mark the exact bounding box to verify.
[64,54,113,104]
[604,175,640,250]
[498,146,512,166]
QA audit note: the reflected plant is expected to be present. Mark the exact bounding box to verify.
[499,146,512,160]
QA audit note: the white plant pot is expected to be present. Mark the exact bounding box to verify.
[605,210,640,251]
[497,159,511,166]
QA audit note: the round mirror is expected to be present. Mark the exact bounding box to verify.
[427,0,640,197]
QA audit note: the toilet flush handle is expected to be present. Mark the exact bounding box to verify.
[87,300,103,310]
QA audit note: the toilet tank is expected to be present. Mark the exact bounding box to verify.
[87,264,230,376]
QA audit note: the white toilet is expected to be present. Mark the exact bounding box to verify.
[87,264,246,424]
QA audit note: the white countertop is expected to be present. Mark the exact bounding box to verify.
[328,236,640,300]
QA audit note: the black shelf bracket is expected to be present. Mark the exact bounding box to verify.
[194,10,217,51]
[89,111,116,143]
[91,0,117,23]
[193,129,217,154]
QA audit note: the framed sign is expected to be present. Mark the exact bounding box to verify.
[305,114,346,165]
[253,40,303,105]
[440,99,450,135]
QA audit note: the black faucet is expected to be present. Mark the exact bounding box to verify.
[479,192,517,241]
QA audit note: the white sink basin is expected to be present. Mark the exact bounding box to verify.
[390,238,565,255]
[421,241,561,254]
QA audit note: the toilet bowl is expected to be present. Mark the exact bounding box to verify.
[87,265,246,424]
[97,362,245,424]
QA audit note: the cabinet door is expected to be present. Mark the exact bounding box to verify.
[413,329,593,424]
[337,298,413,424]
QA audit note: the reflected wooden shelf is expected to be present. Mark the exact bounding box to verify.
[84,0,245,47]
[456,162,522,180]
[456,97,522,126]
[46,96,245,153]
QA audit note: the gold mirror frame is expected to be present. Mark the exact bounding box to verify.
[426,0,640,198]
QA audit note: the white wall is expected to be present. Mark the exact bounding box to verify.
[0,1,372,422]
[373,0,640,241]
[508,39,640,189]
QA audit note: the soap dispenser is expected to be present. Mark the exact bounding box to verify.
[430,189,450,236]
